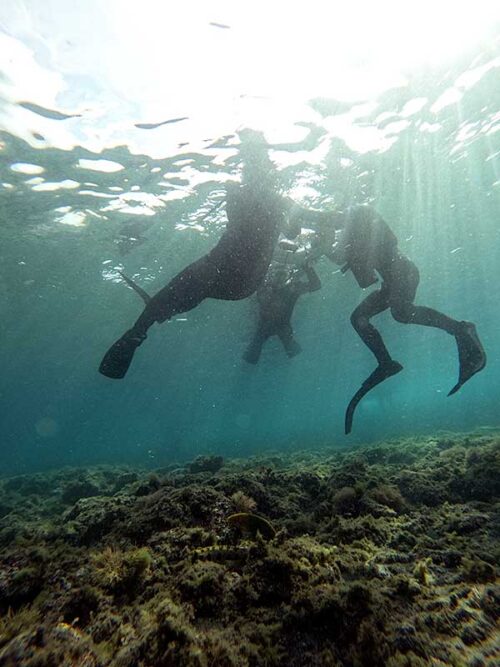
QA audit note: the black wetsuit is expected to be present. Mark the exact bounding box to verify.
[140,183,287,322]
[344,205,462,365]
[243,265,321,364]
[99,182,288,378]
[342,205,486,433]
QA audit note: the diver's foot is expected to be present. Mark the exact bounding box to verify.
[363,360,403,388]
[448,321,486,396]
[99,329,146,379]
[286,340,302,358]
[243,349,260,365]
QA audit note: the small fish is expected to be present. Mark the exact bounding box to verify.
[227,513,276,540]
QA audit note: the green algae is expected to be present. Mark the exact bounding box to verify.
[90,546,152,592]
[0,605,40,648]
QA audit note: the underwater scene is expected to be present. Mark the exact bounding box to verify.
[0,1,499,665]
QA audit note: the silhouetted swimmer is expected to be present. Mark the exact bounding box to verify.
[335,205,486,434]
[243,258,321,364]
[99,131,292,379]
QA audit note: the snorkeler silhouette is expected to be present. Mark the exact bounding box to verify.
[99,130,295,379]
[334,205,486,434]
[243,258,321,364]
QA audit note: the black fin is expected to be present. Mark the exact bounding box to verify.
[117,270,151,304]
[99,330,146,379]
[345,361,403,434]
[448,322,486,396]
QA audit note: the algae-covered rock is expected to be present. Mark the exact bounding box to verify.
[331,485,361,516]
[365,484,406,513]
[63,495,134,544]
[188,455,224,474]
[61,479,101,505]
[177,560,227,617]
[0,565,43,609]
[396,470,448,506]
[112,471,139,493]
[0,623,104,666]
[461,557,496,583]
[449,443,500,501]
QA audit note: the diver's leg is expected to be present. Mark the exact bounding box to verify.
[389,262,460,333]
[277,324,302,358]
[135,258,217,330]
[243,328,268,365]
[389,262,486,394]
[391,297,471,336]
[386,259,457,332]
[350,289,396,367]
[349,289,403,374]
[346,289,403,433]
[99,258,216,379]
[391,302,486,394]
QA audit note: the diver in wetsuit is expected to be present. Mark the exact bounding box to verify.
[243,259,321,364]
[336,205,487,434]
[99,131,291,379]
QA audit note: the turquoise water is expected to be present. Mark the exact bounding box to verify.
[1,2,499,475]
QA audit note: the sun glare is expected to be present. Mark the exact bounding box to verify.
[0,0,498,156]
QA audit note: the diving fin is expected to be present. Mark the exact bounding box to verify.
[345,360,403,435]
[448,322,486,396]
[117,270,151,305]
[99,329,146,379]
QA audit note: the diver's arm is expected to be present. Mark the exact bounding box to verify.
[288,205,346,230]
[281,198,346,238]
[295,263,322,294]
